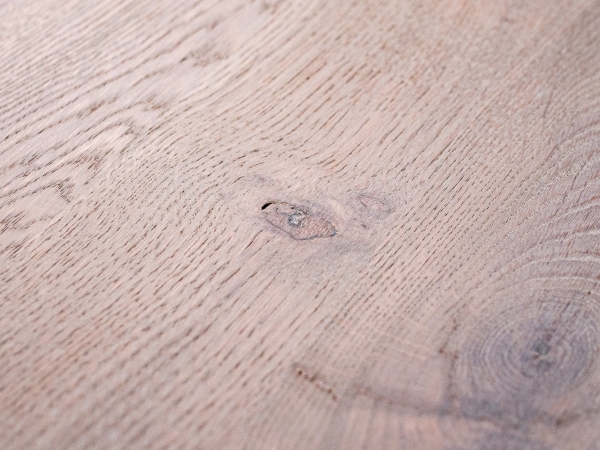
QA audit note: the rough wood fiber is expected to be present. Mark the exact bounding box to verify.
[2,0,600,448]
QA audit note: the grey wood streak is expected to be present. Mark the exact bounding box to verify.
[2,0,600,448]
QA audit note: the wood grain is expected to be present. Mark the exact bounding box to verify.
[2,0,600,448]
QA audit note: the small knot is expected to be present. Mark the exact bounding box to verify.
[262,201,336,240]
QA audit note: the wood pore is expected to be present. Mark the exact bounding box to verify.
[2,0,600,448]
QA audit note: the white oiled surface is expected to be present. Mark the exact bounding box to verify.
[2,0,600,449]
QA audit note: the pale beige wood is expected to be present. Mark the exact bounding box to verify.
[2,0,600,448]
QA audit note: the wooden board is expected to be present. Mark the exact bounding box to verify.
[2,0,600,448]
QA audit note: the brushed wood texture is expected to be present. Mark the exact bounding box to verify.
[2,0,600,448]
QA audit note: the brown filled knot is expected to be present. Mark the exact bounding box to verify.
[262,202,336,240]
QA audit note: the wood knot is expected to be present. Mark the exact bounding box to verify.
[261,202,336,240]
[474,301,594,397]
[453,293,600,425]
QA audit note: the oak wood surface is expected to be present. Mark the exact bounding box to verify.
[2,0,600,448]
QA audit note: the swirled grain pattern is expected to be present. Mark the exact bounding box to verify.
[454,290,600,425]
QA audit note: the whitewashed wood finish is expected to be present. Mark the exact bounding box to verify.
[2,0,600,448]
